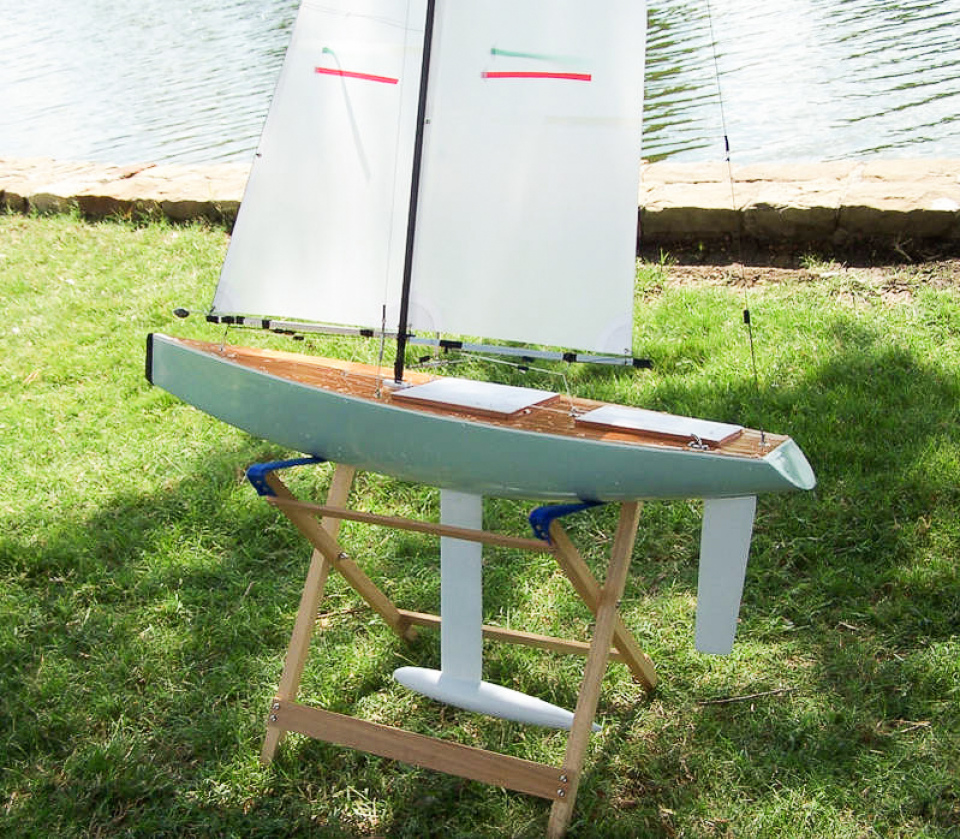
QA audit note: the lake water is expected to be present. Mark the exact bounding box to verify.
[1,0,959,165]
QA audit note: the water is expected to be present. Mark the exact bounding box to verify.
[1,0,958,165]
[1,0,299,164]
[643,0,960,161]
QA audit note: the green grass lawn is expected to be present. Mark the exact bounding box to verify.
[1,212,958,837]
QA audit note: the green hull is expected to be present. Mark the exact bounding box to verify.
[147,334,815,502]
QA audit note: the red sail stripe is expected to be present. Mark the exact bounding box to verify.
[314,67,399,84]
[481,71,592,81]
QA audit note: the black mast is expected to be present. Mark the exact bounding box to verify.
[393,0,438,384]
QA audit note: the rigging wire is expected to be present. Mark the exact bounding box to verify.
[704,0,767,446]
[375,304,389,398]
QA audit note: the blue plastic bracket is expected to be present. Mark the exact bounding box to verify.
[528,500,604,543]
[246,456,325,497]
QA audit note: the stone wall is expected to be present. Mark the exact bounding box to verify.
[640,159,960,252]
[2,156,958,252]
[0,158,246,225]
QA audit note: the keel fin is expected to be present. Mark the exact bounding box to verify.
[394,667,597,731]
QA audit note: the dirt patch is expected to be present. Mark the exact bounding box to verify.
[651,256,960,305]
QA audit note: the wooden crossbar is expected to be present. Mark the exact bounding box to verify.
[268,496,553,553]
[397,609,627,662]
[269,700,569,801]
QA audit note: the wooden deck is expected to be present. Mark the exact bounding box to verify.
[181,338,783,460]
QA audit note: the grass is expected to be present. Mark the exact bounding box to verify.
[1,212,958,837]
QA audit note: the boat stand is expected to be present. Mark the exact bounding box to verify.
[250,458,657,838]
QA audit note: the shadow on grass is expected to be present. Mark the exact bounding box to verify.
[2,312,958,837]
[0,441,390,836]
[0,441,587,836]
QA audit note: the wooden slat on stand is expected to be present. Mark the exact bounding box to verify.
[255,461,657,837]
[259,464,357,764]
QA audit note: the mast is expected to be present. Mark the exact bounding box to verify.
[394,0,438,384]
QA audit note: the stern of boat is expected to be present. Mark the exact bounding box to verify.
[764,437,816,493]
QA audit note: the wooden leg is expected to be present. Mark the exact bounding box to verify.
[549,521,657,691]
[260,465,357,764]
[547,502,643,839]
[260,549,332,764]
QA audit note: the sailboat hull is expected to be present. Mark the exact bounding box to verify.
[148,334,814,503]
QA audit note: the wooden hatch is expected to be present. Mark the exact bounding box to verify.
[575,405,743,447]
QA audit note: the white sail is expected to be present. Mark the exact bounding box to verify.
[214,0,645,356]
[213,0,426,330]
[409,0,646,354]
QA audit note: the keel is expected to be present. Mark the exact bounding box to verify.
[394,490,595,730]
[393,667,597,731]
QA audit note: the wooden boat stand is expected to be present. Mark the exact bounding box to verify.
[250,457,657,838]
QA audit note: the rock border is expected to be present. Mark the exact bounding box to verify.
[0,158,246,226]
[640,159,960,253]
[2,156,958,253]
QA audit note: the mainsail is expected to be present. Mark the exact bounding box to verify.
[410,0,646,354]
[213,0,646,356]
